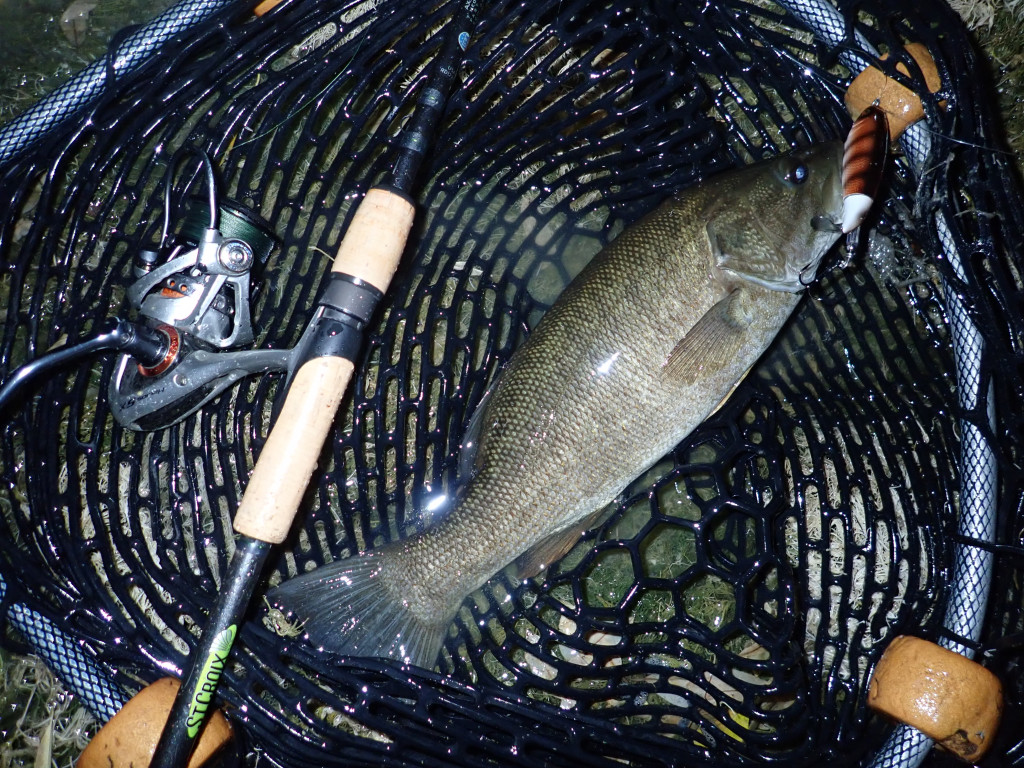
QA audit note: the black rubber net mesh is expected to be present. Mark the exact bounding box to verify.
[1,0,1023,765]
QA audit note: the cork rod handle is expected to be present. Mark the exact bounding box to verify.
[232,188,414,544]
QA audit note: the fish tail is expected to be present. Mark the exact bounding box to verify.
[269,549,448,669]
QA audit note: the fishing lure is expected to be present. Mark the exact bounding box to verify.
[841,105,889,234]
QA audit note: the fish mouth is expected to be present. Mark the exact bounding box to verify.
[802,207,849,285]
[811,214,842,234]
[800,201,847,286]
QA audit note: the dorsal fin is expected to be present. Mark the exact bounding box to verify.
[458,382,497,486]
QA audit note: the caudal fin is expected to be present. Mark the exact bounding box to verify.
[268,549,448,669]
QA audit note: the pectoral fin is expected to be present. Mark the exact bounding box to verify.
[664,291,752,384]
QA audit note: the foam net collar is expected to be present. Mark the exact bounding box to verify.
[1,0,1023,765]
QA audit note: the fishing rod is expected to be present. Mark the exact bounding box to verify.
[76,1,482,766]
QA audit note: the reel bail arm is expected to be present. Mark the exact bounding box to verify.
[109,178,282,431]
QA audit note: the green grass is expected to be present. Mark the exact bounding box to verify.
[968,1,1024,160]
[0,647,95,768]
[0,0,175,126]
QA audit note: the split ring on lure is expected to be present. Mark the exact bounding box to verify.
[841,105,890,234]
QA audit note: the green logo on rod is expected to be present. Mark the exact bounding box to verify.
[186,625,237,738]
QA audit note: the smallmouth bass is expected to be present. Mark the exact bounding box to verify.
[271,142,847,668]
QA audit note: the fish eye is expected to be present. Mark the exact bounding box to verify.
[785,161,809,184]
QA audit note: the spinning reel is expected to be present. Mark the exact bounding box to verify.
[109,178,284,431]
[1,149,288,430]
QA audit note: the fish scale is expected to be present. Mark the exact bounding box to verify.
[271,141,846,668]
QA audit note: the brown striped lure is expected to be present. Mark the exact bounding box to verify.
[841,105,889,234]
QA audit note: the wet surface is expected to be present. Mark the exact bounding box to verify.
[0,0,1021,766]
[0,0,174,126]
